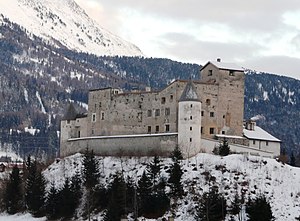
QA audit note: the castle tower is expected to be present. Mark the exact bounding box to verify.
[178,81,202,158]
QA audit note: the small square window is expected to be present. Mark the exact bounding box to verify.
[165,108,170,116]
[155,109,160,117]
[190,127,193,131]
[156,126,159,133]
[190,116,193,120]
[210,112,215,117]
[222,131,225,135]
[147,110,152,117]
[206,99,211,105]
[165,124,170,132]
[208,70,213,76]
[161,97,166,104]
[229,70,235,76]
[92,113,96,122]
[209,128,215,134]
[170,95,174,102]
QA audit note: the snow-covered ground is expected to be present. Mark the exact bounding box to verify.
[42,153,300,220]
[1,152,299,220]
[0,213,46,221]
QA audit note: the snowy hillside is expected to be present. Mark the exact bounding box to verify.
[43,153,300,221]
[0,0,142,57]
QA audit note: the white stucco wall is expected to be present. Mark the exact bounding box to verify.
[178,101,201,158]
[201,138,277,158]
[60,133,178,157]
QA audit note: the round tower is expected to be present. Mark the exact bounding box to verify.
[178,81,202,158]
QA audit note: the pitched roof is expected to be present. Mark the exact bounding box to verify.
[243,126,281,142]
[179,81,200,102]
[63,103,78,120]
[201,61,244,71]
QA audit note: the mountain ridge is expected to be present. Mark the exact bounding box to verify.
[0,0,142,57]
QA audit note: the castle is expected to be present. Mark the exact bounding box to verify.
[60,60,281,158]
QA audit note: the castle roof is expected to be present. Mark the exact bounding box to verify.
[63,103,78,120]
[243,126,281,142]
[179,81,200,102]
[201,61,244,72]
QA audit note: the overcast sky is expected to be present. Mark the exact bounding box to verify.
[74,0,300,80]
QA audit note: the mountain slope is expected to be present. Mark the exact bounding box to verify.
[0,0,142,57]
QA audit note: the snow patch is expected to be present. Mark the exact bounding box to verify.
[36,91,46,114]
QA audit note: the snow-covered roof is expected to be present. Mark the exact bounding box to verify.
[202,61,244,71]
[215,134,245,139]
[243,126,281,142]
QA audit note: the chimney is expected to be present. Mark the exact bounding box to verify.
[217,58,221,62]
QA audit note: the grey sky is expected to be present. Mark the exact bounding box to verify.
[75,0,300,79]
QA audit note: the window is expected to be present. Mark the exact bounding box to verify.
[147,110,152,117]
[101,112,104,120]
[78,131,80,138]
[190,138,192,142]
[190,127,193,131]
[209,127,215,134]
[190,104,193,108]
[91,129,94,135]
[170,95,174,102]
[99,102,102,107]
[229,70,235,76]
[155,109,160,117]
[165,108,170,116]
[148,126,151,133]
[222,131,225,135]
[156,126,159,133]
[266,141,269,146]
[210,112,215,117]
[253,140,256,145]
[206,99,211,105]
[165,124,170,132]
[208,70,213,76]
[201,111,204,117]
[201,127,204,134]
[92,113,96,122]
[161,97,166,104]
[190,116,193,120]
[67,120,70,124]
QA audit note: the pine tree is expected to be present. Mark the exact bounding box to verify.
[219,140,230,156]
[83,149,99,190]
[82,149,100,219]
[148,155,161,188]
[105,172,127,221]
[45,182,60,220]
[4,165,23,214]
[196,187,227,221]
[137,171,152,216]
[246,195,274,221]
[25,157,46,217]
[168,146,184,198]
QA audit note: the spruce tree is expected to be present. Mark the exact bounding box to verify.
[196,187,227,221]
[168,146,184,197]
[219,140,230,156]
[25,158,46,217]
[83,149,99,190]
[105,172,127,221]
[246,195,274,221]
[45,183,60,220]
[137,171,152,216]
[4,165,23,214]
[148,155,161,188]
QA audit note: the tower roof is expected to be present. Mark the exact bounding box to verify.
[62,103,78,120]
[179,81,200,102]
